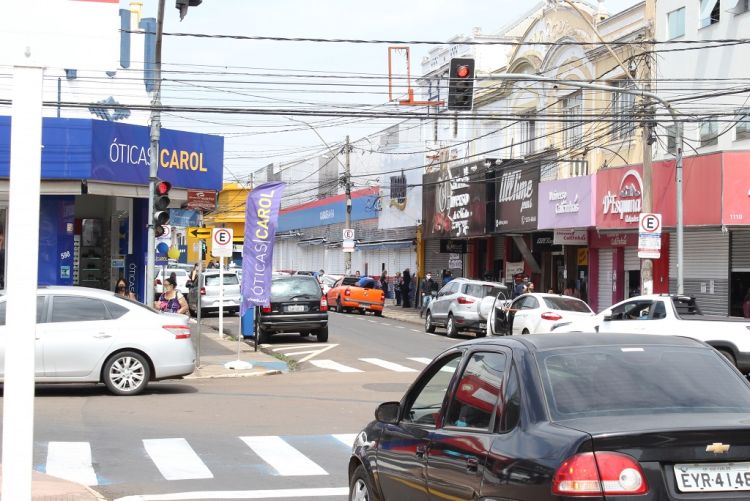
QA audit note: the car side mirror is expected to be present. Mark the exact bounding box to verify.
[602,314,612,322]
[375,401,400,424]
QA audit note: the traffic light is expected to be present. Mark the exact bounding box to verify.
[448,58,475,111]
[176,0,202,20]
[154,180,171,238]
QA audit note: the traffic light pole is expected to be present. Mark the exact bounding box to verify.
[146,0,165,307]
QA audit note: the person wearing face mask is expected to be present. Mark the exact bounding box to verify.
[114,277,136,300]
[155,277,189,314]
[419,272,439,318]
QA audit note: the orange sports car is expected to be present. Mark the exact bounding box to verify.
[327,276,385,316]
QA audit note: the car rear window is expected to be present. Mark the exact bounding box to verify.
[271,277,322,298]
[542,296,592,313]
[205,274,239,286]
[464,284,507,299]
[539,346,750,419]
[341,277,359,286]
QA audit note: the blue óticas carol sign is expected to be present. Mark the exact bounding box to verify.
[91,121,223,190]
[241,182,285,336]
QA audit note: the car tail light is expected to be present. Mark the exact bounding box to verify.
[261,305,272,313]
[344,288,351,296]
[163,325,191,339]
[457,296,475,305]
[552,452,648,496]
[380,291,385,301]
[200,287,206,296]
[541,312,563,321]
[320,296,328,312]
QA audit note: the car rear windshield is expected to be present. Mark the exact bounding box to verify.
[205,274,239,286]
[542,296,592,313]
[539,346,750,420]
[464,284,507,299]
[271,277,322,298]
[341,277,359,286]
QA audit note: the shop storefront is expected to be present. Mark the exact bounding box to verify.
[0,116,224,301]
[537,175,595,297]
[422,159,491,280]
[722,151,750,316]
[492,159,541,289]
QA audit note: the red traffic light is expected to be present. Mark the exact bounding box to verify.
[156,181,171,195]
[456,65,471,78]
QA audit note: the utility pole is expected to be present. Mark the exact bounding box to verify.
[146,0,165,308]
[344,135,352,276]
[640,0,656,295]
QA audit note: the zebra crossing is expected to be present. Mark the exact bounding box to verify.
[36,433,359,488]
[309,356,431,373]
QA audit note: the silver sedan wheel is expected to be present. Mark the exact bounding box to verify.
[350,479,369,501]
[104,352,149,395]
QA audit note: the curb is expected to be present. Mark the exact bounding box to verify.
[382,313,423,326]
[85,485,109,500]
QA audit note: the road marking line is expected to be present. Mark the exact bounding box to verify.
[359,358,418,372]
[396,326,405,329]
[367,320,377,323]
[309,360,363,373]
[381,323,391,326]
[407,357,433,365]
[143,438,213,481]
[410,329,422,333]
[240,436,328,476]
[332,434,358,447]
[45,441,98,486]
[114,487,349,501]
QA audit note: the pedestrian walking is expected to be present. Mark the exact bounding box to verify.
[401,268,412,308]
[441,269,453,286]
[114,277,136,300]
[394,271,403,306]
[513,275,527,298]
[419,272,439,318]
[380,269,388,292]
[155,277,189,314]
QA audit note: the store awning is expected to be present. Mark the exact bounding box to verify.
[356,239,414,251]
[297,238,326,246]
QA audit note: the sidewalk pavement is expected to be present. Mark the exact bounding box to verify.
[381,304,424,325]
[0,322,288,500]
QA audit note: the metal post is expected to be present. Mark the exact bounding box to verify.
[146,0,165,307]
[344,135,352,276]
[195,253,202,367]
[676,124,684,294]
[2,65,44,501]
[218,256,224,339]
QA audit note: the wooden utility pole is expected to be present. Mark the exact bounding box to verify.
[344,136,352,276]
[641,0,656,295]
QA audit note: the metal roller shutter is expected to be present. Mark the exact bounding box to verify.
[494,236,506,262]
[424,239,451,278]
[731,230,750,271]
[669,230,728,315]
[598,249,614,311]
[624,247,639,271]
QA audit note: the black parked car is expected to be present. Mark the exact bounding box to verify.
[257,275,328,343]
[348,333,750,500]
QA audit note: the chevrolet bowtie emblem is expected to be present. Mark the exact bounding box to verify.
[706,443,730,454]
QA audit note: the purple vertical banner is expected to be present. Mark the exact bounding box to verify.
[241,182,285,336]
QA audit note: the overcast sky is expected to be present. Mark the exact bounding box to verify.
[135,0,643,180]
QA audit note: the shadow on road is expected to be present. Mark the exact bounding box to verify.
[22,382,199,397]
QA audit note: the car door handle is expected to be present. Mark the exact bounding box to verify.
[415,445,427,458]
[93,333,111,339]
[466,457,479,472]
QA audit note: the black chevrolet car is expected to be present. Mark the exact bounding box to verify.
[257,275,328,343]
[348,334,750,500]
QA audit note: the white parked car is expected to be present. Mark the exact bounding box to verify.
[155,268,191,295]
[596,294,750,373]
[0,287,195,395]
[483,293,596,335]
[320,274,343,296]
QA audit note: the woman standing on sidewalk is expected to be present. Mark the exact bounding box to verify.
[401,268,412,308]
[155,277,189,315]
[394,271,403,306]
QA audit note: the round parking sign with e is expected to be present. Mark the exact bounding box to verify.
[640,213,661,233]
[212,227,234,257]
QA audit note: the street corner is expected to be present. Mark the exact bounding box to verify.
[381,307,423,325]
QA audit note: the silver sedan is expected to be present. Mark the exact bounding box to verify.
[0,287,195,395]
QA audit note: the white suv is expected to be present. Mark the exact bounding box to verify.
[424,279,507,338]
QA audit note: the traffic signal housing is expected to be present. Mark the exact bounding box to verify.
[154,180,171,238]
[176,0,202,20]
[448,58,475,111]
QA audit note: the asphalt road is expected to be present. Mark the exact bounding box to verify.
[2,311,473,501]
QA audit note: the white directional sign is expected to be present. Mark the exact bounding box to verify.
[212,228,234,258]
[638,213,662,259]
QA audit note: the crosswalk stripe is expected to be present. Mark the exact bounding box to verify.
[241,436,328,476]
[143,438,213,481]
[45,441,98,486]
[332,434,358,448]
[407,357,433,365]
[359,358,418,372]
[309,359,363,373]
